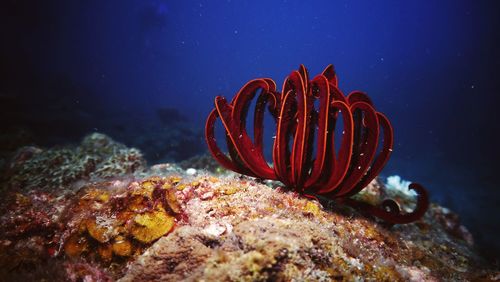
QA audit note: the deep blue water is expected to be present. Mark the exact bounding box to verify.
[1,1,499,261]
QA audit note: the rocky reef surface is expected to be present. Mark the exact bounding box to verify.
[0,133,498,281]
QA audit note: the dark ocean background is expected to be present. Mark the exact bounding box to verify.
[1,1,499,261]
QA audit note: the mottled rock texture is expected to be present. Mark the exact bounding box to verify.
[0,133,498,281]
[119,175,498,281]
[2,133,145,192]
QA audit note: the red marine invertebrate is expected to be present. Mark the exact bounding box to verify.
[205,65,428,224]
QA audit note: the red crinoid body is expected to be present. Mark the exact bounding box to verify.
[205,65,428,224]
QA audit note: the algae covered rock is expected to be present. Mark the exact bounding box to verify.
[119,175,499,281]
[130,208,175,243]
[0,154,498,281]
[4,133,146,191]
[60,176,184,263]
[112,236,133,257]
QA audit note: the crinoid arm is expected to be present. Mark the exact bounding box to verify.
[205,64,430,225]
[341,183,429,224]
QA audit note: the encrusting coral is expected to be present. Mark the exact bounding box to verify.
[3,133,146,192]
[0,133,497,281]
[120,174,496,281]
[0,175,184,270]
[62,176,183,262]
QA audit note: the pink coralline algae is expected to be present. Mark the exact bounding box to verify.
[0,134,497,281]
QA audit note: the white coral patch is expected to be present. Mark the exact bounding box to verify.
[385,175,417,197]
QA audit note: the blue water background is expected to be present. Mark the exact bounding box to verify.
[1,1,499,260]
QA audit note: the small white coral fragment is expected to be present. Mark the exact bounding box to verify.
[385,175,417,197]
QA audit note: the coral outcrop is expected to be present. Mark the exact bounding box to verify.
[3,133,146,192]
[0,133,497,281]
[120,175,496,281]
[62,176,182,261]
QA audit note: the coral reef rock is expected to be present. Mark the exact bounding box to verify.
[0,134,498,281]
[119,175,498,282]
[2,133,146,192]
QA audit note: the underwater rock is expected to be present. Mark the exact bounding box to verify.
[0,151,498,280]
[0,158,184,280]
[179,153,225,174]
[107,119,205,164]
[2,133,146,192]
[119,226,213,282]
[120,174,497,281]
[59,176,184,261]
[130,208,175,243]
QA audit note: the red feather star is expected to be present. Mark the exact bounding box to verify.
[205,64,428,224]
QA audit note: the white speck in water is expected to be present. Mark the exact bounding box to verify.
[342,130,345,134]
[357,166,361,170]
[234,30,238,34]
[239,134,243,139]
[388,148,393,152]
[272,136,276,139]
[186,168,197,175]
